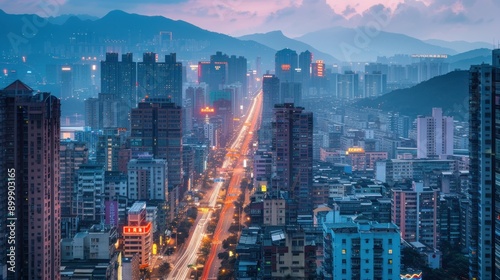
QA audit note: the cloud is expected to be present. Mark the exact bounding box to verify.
[262,0,345,36]
[0,0,498,42]
[342,5,357,17]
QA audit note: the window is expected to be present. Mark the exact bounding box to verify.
[388,249,393,254]
[388,259,393,264]
[342,249,346,254]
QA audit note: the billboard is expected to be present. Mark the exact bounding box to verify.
[105,200,119,227]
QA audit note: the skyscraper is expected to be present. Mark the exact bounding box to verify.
[100,52,137,106]
[416,108,453,159]
[468,50,500,279]
[364,71,387,98]
[275,48,298,83]
[272,103,313,217]
[84,92,130,130]
[338,71,359,100]
[137,53,183,106]
[127,155,168,201]
[0,80,61,280]
[298,50,312,92]
[75,164,105,223]
[130,97,183,219]
[260,74,280,146]
[279,82,302,105]
[60,140,88,239]
[198,52,248,96]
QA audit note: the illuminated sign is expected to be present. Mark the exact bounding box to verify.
[201,106,215,113]
[346,147,365,154]
[123,222,152,234]
[105,200,119,227]
[281,64,291,71]
[400,272,422,280]
[61,67,71,71]
[411,54,447,59]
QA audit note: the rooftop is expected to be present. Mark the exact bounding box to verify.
[129,201,146,214]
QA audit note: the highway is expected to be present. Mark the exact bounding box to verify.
[202,91,263,280]
[168,179,223,279]
[168,91,262,279]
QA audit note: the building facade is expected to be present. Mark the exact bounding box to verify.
[322,222,401,280]
[468,51,500,279]
[123,202,152,268]
[0,80,61,280]
[416,108,453,159]
[272,103,313,218]
[391,182,439,249]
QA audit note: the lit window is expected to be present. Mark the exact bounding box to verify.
[342,249,346,254]
[388,249,393,254]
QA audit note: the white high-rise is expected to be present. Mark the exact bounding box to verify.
[416,108,453,159]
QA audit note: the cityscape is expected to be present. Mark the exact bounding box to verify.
[0,1,499,280]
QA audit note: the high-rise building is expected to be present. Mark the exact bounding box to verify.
[130,97,183,219]
[213,98,233,147]
[96,130,127,172]
[198,52,247,96]
[260,74,280,147]
[262,74,280,123]
[185,84,206,121]
[164,53,183,107]
[272,103,313,217]
[84,92,129,130]
[0,80,61,280]
[75,164,105,223]
[391,182,439,249]
[279,82,302,105]
[364,71,387,98]
[127,155,168,201]
[298,50,312,91]
[468,50,500,279]
[416,108,453,159]
[137,53,183,106]
[311,60,326,93]
[100,52,137,106]
[275,48,298,83]
[338,71,359,99]
[60,140,88,239]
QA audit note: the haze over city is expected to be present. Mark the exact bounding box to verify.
[1,1,500,280]
[1,0,499,41]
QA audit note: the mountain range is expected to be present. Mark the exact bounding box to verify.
[0,9,492,68]
[238,31,339,64]
[354,70,469,120]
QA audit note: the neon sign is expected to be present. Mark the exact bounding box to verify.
[123,222,152,234]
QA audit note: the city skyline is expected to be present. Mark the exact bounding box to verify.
[1,0,499,42]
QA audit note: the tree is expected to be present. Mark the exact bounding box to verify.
[401,247,426,269]
[187,207,198,220]
[158,262,171,275]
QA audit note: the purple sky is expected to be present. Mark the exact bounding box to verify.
[2,0,499,42]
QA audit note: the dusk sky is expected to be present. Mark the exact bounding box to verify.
[2,0,499,42]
